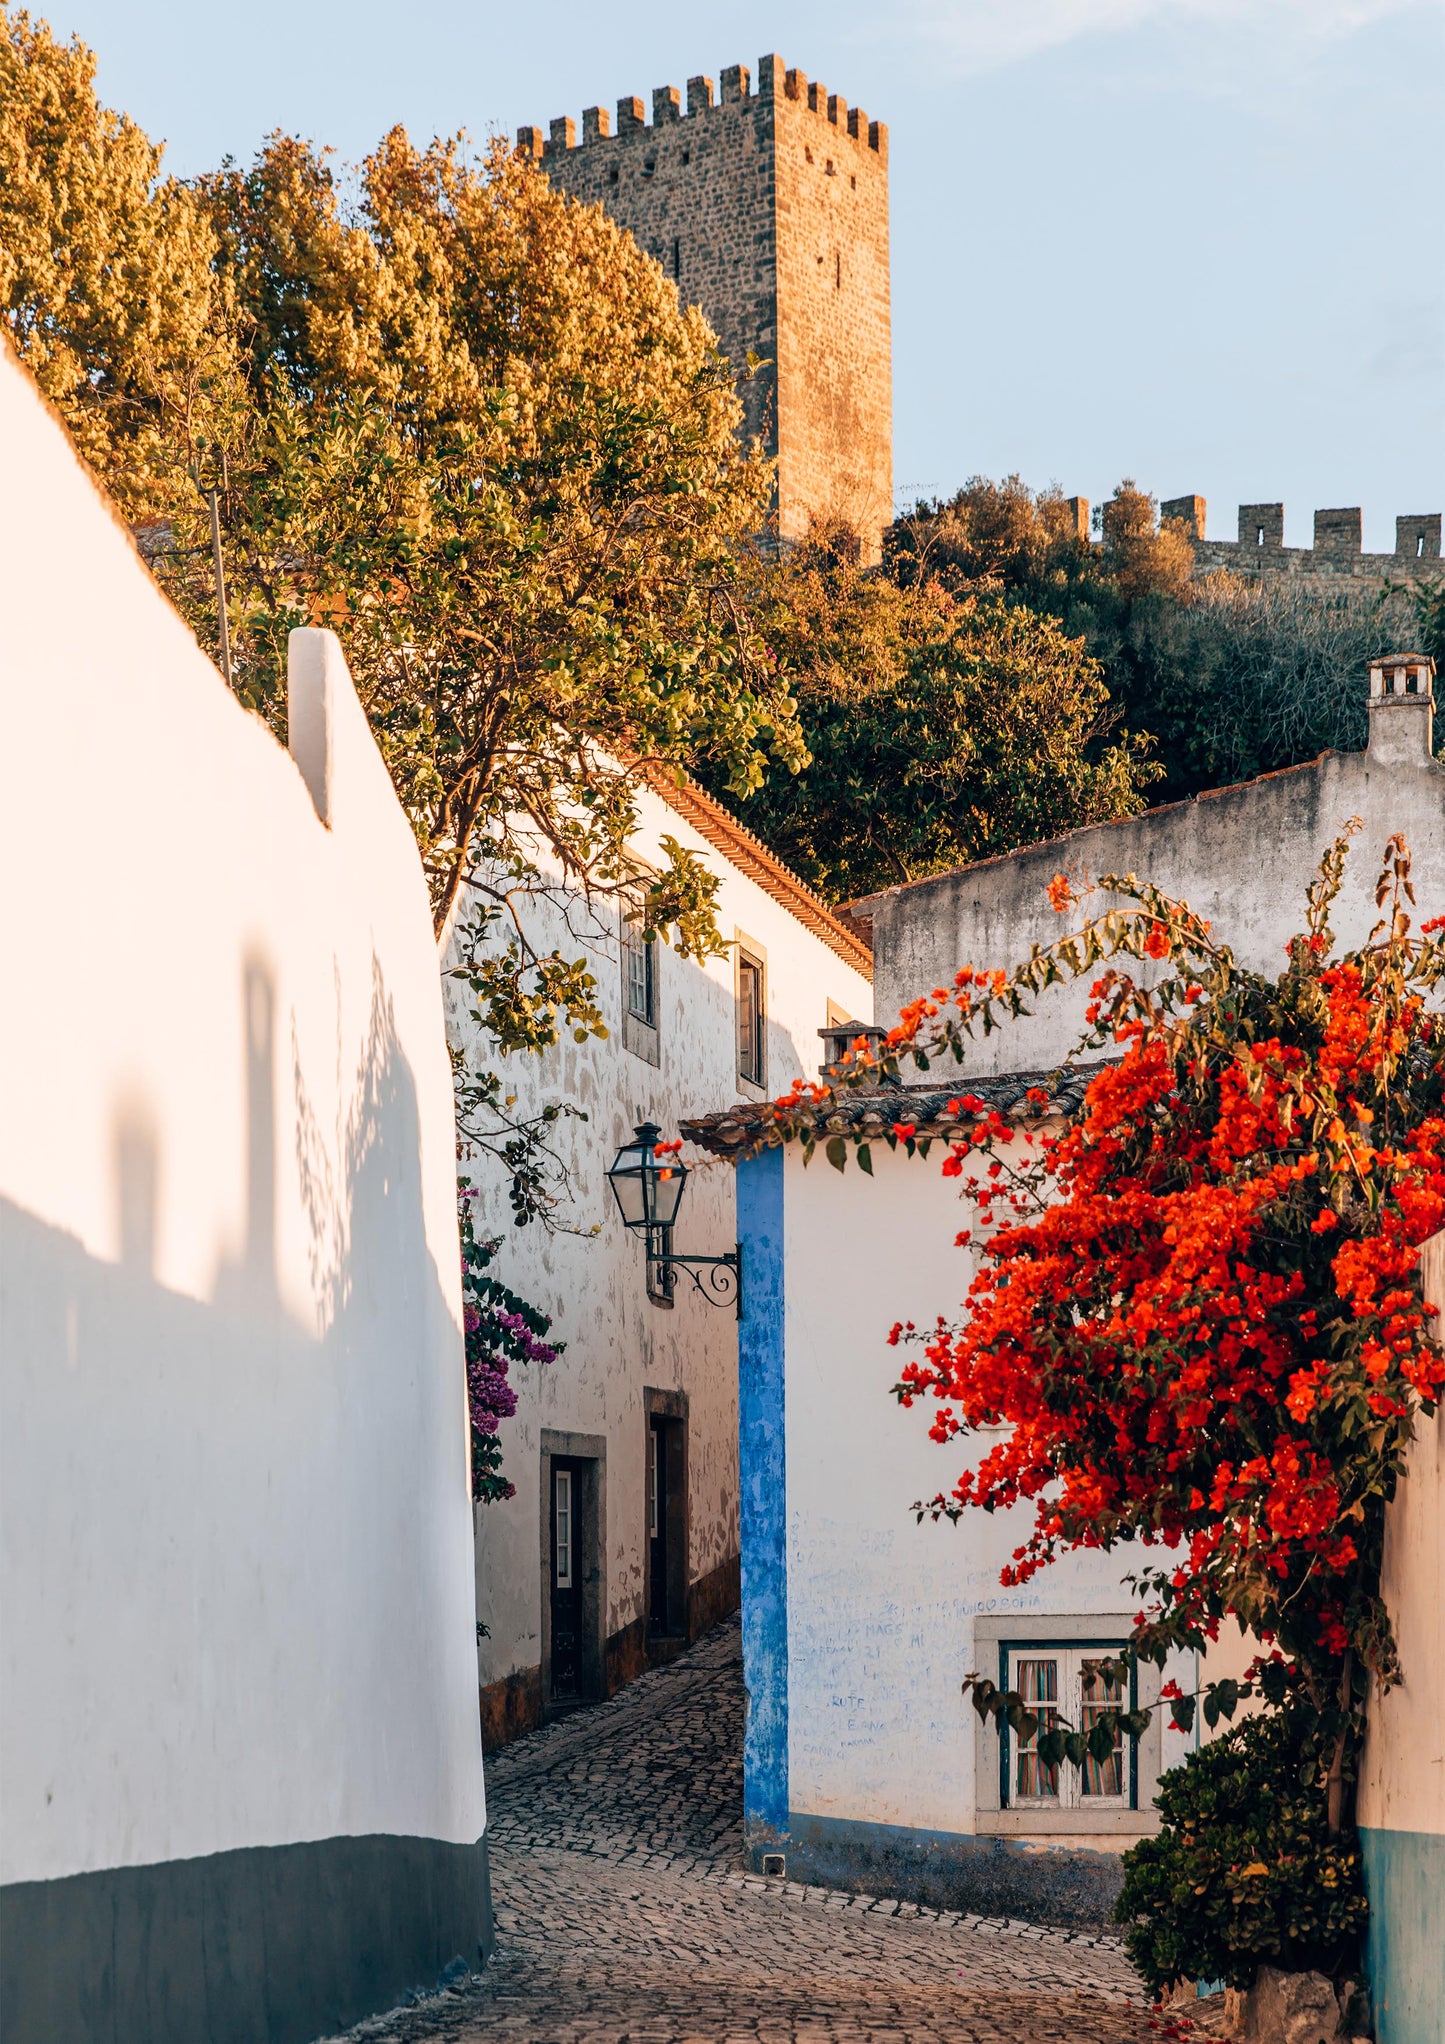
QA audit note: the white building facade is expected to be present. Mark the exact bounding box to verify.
[444,776,873,1745]
[685,660,1445,1970]
[0,346,487,2043]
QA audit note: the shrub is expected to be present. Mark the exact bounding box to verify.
[1116,1708,1368,1996]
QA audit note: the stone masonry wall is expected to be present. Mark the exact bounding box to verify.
[521,54,892,560]
[1161,495,1443,591]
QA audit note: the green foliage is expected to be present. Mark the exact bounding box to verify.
[1415,580,1445,674]
[716,533,1157,901]
[4,23,806,1238]
[889,476,1423,805]
[1117,1708,1368,1995]
[3,39,802,950]
[965,1661,1152,1771]
[165,130,802,939]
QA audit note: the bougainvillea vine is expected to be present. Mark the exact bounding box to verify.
[459,1182,561,1504]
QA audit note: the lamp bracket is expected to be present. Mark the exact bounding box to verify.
[646,1240,742,1315]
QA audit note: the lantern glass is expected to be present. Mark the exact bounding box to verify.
[608,1150,650,1229]
[606,1122,688,1234]
[650,1157,687,1229]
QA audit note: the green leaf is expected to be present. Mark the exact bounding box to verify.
[825,1135,848,1173]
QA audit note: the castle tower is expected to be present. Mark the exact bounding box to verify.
[519,54,893,562]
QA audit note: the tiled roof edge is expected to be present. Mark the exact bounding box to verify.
[680,1063,1109,1157]
[642,763,874,979]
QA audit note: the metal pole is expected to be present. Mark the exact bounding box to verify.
[207,487,234,689]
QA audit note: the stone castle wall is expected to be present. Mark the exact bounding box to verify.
[520,54,892,560]
[1160,495,1443,590]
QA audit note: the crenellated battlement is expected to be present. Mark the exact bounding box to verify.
[519,51,894,562]
[518,53,888,168]
[1158,495,1442,583]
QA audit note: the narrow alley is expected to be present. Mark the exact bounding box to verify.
[338,1619,1181,2044]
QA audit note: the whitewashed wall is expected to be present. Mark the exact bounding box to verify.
[444,793,872,1724]
[1355,1233,1445,2044]
[780,1138,1195,1855]
[0,347,485,2042]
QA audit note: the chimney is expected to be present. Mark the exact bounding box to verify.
[1367,653,1436,767]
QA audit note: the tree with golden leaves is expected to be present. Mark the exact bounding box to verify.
[2,18,803,1227]
[2,23,801,951]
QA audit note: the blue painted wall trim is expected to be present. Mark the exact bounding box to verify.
[737,1146,787,1855]
[1361,1826,1445,2044]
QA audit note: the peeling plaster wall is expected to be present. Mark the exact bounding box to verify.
[444,792,871,1718]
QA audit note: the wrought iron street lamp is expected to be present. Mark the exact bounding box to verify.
[605,1122,742,1312]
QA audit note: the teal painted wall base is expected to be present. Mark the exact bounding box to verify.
[1360,1825,1445,2044]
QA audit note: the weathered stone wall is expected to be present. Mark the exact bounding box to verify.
[523,54,892,560]
[1161,495,1443,590]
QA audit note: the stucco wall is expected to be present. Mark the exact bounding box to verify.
[445,794,871,1732]
[1356,1232,1445,2044]
[861,698,1445,1061]
[735,1136,1196,1924]
[0,346,487,2041]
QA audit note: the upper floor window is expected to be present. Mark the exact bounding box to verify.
[620,892,661,1066]
[623,909,656,1026]
[737,949,765,1087]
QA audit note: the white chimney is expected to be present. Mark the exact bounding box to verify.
[1367,652,1436,767]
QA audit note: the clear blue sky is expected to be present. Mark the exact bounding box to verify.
[53,0,1443,552]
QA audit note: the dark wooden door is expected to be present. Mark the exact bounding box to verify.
[549,1458,583,1700]
[648,1419,668,1635]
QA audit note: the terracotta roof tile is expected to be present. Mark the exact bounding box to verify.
[643,763,873,978]
[681,1063,1106,1157]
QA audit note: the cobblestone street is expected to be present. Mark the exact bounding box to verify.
[337,1617,1198,2044]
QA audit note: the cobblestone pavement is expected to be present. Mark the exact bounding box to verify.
[335,1617,1212,2044]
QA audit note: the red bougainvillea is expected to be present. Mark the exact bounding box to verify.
[769,829,1445,1833]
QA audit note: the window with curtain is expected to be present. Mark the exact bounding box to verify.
[1001,1643,1131,1809]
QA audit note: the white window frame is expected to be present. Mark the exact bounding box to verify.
[554,1467,573,1590]
[1002,1643,1132,1812]
[622,911,655,1026]
[971,1612,1163,1838]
